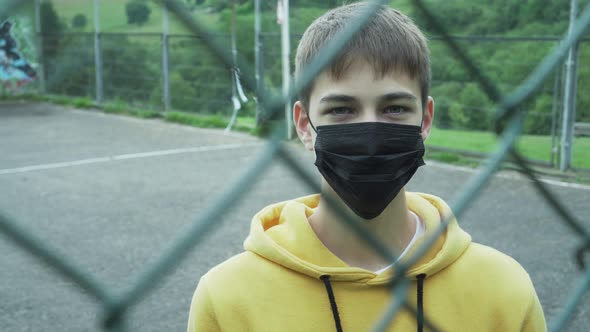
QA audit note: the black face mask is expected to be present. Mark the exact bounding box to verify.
[313,122,425,220]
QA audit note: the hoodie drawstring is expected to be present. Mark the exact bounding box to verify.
[320,274,427,332]
[320,275,343,332]
[416,273,426,332]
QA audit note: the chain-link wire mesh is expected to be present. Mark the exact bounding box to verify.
[41,32,96,97]
[167,33,233,114]
[259,31,590,167]
[38,31,235,114]
[25,1,590,169]
[1,0,590,331]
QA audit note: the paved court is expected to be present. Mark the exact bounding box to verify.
[0,102,589,331]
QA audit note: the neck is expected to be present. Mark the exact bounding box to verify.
[309,186,416,271]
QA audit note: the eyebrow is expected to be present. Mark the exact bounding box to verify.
[319,94,356,103]
[380,92,417,102]
[319,92,417,104]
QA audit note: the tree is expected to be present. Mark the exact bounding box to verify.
[40,2,63,34]
[40,1,65,81]
[431,82,463,129]
[447,83,491,130]
[126,0,151,25]
[458,83,492,131]
[71,14,87,29]
[525,94,554,135]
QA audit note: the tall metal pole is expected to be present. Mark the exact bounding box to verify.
[34,0,45,94]
[231,0,238,105]
[254,0,263,127]
[93,0,103,103]
[281,0,292,139]
[560,0,579,171]
[162,2,171,111]
[550,69,561,167]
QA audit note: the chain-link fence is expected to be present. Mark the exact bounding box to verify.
[40,31,235,116]
[1,0,590,331]
[167,34,233,113]
[24,0,590,170]
[260,32,590,168]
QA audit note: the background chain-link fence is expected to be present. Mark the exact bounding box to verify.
[260,32,590,168]
[1,0,590,331]
[3,3,590,170]
[8,0,589,170]
[40,31,234,116]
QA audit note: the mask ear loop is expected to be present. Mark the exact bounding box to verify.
[419,108,425,133]
[304,110,318,133]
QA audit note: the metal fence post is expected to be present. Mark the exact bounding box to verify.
[254,0,263,127]
[34,0,45,94]
[280,0,292,139]
[93,0,103,104]
[560,0,580,171]
[550,67,562,167]
[162,2,171,111]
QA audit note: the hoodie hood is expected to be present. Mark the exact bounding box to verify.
[244,192,472,285]
[191,193,545,332]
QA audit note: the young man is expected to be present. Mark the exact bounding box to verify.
[188,3,546,331]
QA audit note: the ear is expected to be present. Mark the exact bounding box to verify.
[293,101,314,151]
[420,96,434,141]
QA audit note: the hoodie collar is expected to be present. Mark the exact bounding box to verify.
[244,193,471,285]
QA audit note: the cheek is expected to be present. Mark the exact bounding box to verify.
[309,131,317,150]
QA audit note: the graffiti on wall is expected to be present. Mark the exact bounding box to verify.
[0,20,36,90]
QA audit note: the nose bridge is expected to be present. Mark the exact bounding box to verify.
[359,103,379,122]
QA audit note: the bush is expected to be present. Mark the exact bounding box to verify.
[447,83,492,130]
[100,35,159,102]
[168,36,233,114]
[40,2,64,61]
[71,14,87,29]
[149,72,196,111]
[126,0,151,26]
[431,82,463,129]
[525,94,554,135]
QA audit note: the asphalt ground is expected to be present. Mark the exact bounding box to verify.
[0,102,589,331]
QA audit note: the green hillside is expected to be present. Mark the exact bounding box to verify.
[51,0,216,34]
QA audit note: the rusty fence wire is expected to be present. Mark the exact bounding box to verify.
[1,0,590,331]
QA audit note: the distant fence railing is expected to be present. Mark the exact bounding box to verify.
[39,31,235,117]
[37,29,590,169]
[574,122,590,136]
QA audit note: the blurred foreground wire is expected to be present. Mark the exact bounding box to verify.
[0,0,588,331]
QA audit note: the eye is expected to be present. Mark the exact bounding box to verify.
[383,105,409,115]
[326,107,354,116]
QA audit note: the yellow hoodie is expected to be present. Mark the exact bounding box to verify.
[188,193,546,332]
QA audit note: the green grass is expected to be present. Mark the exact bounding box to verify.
[164,111,256,134]
[0,94,98,108]
[71,96,96,108]
[427,128,590,169]
[2,94,158,118]
[102,100,160,118]
[424,151,479,168]
[165,111,227,128]
[53,0,201,34]
[236,116,256,128]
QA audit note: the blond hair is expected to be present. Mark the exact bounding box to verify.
[295,2,430,110]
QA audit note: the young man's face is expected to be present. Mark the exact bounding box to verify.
[294,59,434,150]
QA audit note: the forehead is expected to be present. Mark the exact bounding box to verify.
[309,60,421,105]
